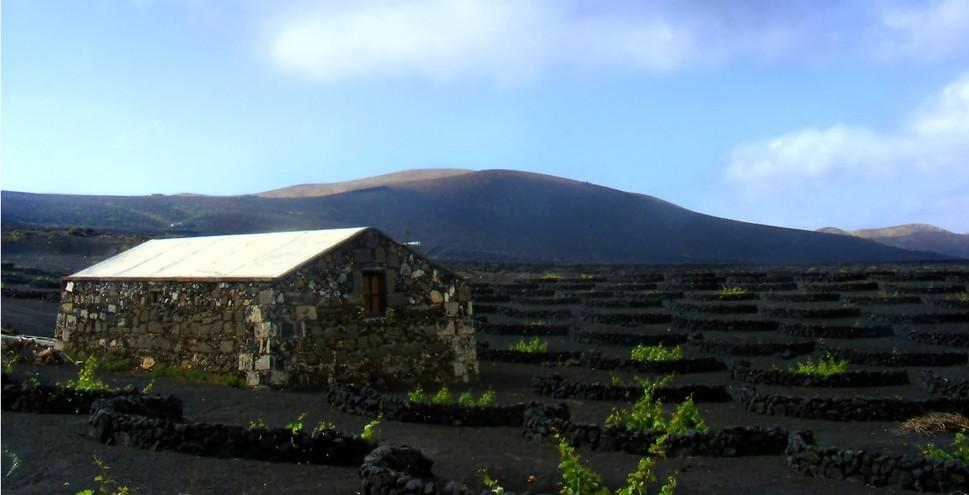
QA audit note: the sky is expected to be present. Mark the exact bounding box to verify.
[2,0,969,232]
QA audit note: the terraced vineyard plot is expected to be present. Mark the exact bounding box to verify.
[4,263,969,494]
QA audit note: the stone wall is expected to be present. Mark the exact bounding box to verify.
[54,278,263,376]
[54,229,478,387]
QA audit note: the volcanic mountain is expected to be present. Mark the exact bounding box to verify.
[1,169,956,264]
[818,224,969,260]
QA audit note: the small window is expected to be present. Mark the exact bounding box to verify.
[361,272,385,316]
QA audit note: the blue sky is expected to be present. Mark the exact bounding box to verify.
[2,0,968,232]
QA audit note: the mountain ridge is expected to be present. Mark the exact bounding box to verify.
[1,169,958,264]
[817,223,969,259]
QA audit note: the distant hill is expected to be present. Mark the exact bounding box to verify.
[0,169,955,264]
[817,224,969,260]
[257,169,473,198]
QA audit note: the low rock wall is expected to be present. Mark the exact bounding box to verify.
[786,431,969,493]
[579,352,727,374]
[687,336,814,358]
[521,404,788,457]
[908,331,969,348]
[1,374,156,415]
[730,362,909,388]
[573,331,687,347]
[88,395,373,465]
[326,384,543,427]
[359,446,551,495]
[823,349,968,367]
[531,374,731,402]
[919,370,969,399]
[739,387,969,421]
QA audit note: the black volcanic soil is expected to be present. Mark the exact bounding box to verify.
[4,263,969,494]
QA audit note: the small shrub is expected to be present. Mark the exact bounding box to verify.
[141,380,154,394]
[541,273,561,281]
[526,320,548,327]
[476,389,496,407]
[285,412,307,434]
[3,449,21,479]
[458,390,476,407]
[791,353,848,376]
[74,456,130,495]
[65,356,114,392]
[630,345,683,362]
[610,375,626,387]
[922,432,969,464]
[407,385,427,403]
[311,420,336,437]
[431,386,452,405]
[2,356,16,374]
[509,337,548,353]
[605,375,673,431]
[557,436,608,495]
[360,417,382,441]
[718,285,747,298]
[959,292,969,303]
[556,435,677,495]
[247,417,266,430]
[666,395,707,436]
[480,467,505,494]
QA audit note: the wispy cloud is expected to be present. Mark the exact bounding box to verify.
[261,0,969,84]
[880,0,969,61]
[725,72,969,188]
[723,72,969,229]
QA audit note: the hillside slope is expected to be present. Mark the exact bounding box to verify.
[256,169,472,198]
[1,170,952,264]
[817,224,969,260]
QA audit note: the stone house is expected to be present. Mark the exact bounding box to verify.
[53,227,478,387]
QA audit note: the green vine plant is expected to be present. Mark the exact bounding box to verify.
[629,345,683,362]
[3,449,21,479]
[311,420,337,437]
[407,385,427,403]
[556,434,676,495]
[432,386,452,405]
[717,285,747,298]
[2,355,17,375]
[360,417,382,441]
[922,432,969,465]
[74,456,131,495]
[65,356,114,392]
[285,412,307,434]
[509,337,548,353]
[408,385,496,407]
[790,353,848,377]
[605,375,707,452]
[481,467,506,495]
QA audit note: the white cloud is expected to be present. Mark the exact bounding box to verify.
[723,73,969,229]
[880,0,969,61]
[726,72,969,190]
[260,0,969,83]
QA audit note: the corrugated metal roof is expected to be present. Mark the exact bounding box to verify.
[67,227,369,280]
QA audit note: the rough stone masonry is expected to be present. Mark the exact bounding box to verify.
[54,228,479,387]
